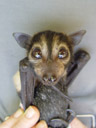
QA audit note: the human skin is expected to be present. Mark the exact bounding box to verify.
[0,106,87,128]
[0,106,48,128]
[69,118,87,128]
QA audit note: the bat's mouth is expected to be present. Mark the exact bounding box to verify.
[42,81,57,86]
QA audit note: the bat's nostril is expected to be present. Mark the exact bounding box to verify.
[48,76,57,82]
[43,75,48,82]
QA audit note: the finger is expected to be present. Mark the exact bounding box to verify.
[0,109,24,128]
[34,120,48,128]
[70,118,87,128]
[13,106,40,128]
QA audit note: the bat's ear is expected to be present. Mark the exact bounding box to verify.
[69,30,86,45]
[13,32,31,49]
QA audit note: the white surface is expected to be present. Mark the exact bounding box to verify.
[0,0,96,123]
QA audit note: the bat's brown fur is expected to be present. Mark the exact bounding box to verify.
[28,31,73,86]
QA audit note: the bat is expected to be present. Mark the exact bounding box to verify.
[13,30,90,128]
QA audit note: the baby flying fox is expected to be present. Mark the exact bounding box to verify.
[13,30,86,90]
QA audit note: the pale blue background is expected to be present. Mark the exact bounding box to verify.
[0,0,96,126]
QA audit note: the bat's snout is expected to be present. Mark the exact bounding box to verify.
[42,73,57,85]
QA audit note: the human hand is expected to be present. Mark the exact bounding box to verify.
[0,106,48,128]
[68,118,87,128]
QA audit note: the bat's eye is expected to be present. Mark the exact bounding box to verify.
[32,48,42,59]
[58,48,68,59]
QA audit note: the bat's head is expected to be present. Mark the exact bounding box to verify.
[13,30,86,86]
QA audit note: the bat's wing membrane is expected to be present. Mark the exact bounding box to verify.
[19,57,36,110]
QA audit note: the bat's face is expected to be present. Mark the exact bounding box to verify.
[13,30,86,86]
[28,31,72,86]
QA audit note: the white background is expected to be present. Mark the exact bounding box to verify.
[0,0,96,125]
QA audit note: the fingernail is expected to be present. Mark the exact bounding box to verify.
[14,109,23,118]
[5,116,9,120]
[25,106,35,118]
[36,120,48,128]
